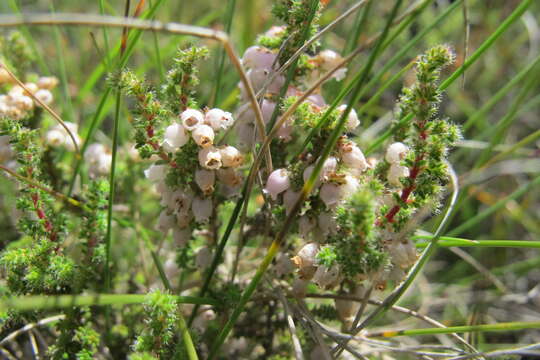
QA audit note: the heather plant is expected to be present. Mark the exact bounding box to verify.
[0,0,539,359]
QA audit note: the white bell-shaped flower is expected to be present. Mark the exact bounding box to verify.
[220,146,243,168]
[205,108,234,131]
[180,108,204,131]
[192,196,213,223]
[192,124,215,148]
[195,169,215,195]
[388,164,410,187]
[163,123,188,152]
[385,142,409,164]
[198,146,222,170]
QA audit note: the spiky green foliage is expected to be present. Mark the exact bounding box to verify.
[132,290,183,358]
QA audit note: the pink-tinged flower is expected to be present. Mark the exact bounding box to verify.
[318,211,337,236]
[157,210,176,234]
[319,183,341,208]
[263,168,290,200]
[242,46,277,70]
[282,189,300,215]
[173,227,191,247]
[192,196,212,223]
[195,246,213,269]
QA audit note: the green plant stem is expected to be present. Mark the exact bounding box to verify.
[370,321,540,338]
[414,236,540,249]
[0,294,218,312]
[365,0,534,155]
[104,91,121,294]
[343,0,373,55]
[212,0,236,107]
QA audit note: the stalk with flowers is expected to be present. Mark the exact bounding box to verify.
[0,0,537,359]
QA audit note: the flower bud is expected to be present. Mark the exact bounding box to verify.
[385,142,409,164]
[173,227,191,247]
[274,253,295,277]
[144,164,167,182]
[242,46,277,70]
[337,104,360,131]
[313,264,340,288]
[282,189,300,215]
[388,164,409,187]
[37,76,59,89]
[45,129,66,147]
[192,196,212,223]
[318,211,337,236]
[299,216,316,239]
[163,122,188,151]
[198,146,222,169]
[195,169,215,195]
[205,108,234,130]
[157,210,176,234]
[181,108,204,130]
[217,168,242,187]
[192,124,215,148]
[292,243,319,269]
[263,168,290,200]
[340,143,367,172]
[195,246,213,269]
[220,146,243,168]
[319,183,341,208]
[292,278,309,298]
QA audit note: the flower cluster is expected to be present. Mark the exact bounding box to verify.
[0,76,56,120]
[145,106,244,245]
[266,45,458,300]
[118,47,245,254]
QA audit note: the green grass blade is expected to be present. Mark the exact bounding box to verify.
[365,0,534,155]
[0,294,218,312]
[212,0,236,107]
[372,321,540,338]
